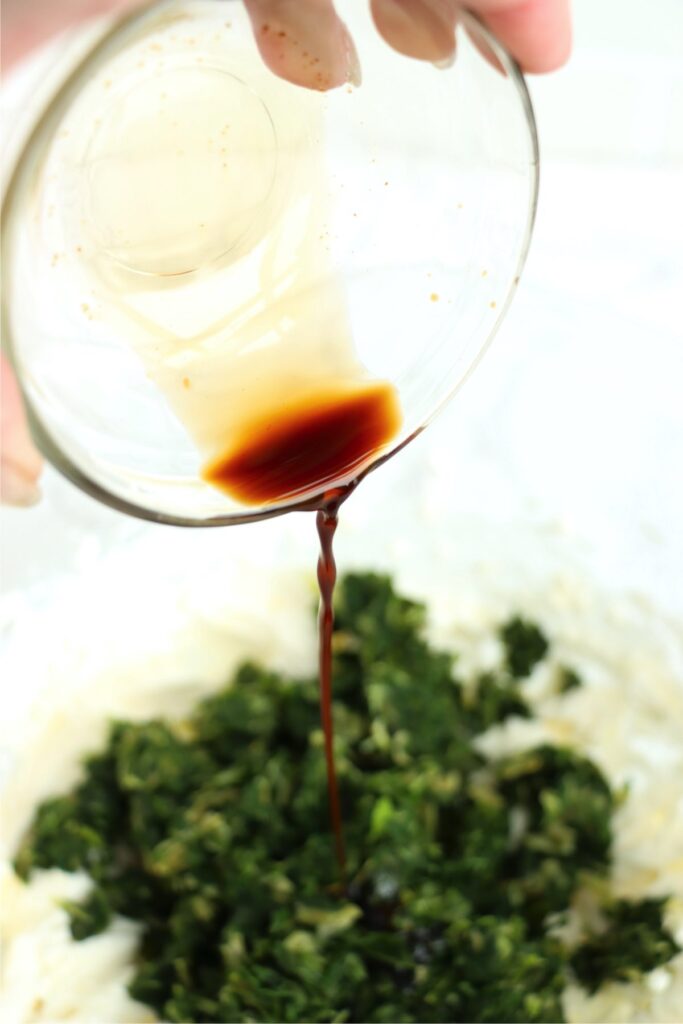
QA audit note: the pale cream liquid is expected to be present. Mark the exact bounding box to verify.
[48,8,386,488]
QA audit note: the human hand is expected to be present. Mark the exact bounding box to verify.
[243,0,571,90]
[1,0,571,506]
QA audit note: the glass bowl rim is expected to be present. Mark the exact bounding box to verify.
[1,1,539,529]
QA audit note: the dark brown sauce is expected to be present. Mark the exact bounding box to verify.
[204,379,401,871]
[316,498,346,872]
[202,380,401,507]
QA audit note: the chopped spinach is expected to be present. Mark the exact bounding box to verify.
[571,898,680,993]
[63,887,112,940]
[14,573,678,1023]
[556,667,583,694]
[500,616,549,679]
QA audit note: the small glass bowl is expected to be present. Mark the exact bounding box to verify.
[1,0,538,526]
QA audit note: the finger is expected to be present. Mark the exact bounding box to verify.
[473,0,572,73]
[243,0,361,91]
[0,355,43,507]
[370,0,458,64]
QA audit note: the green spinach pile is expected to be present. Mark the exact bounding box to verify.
[15,573,679,1023]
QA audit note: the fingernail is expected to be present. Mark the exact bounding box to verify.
[371,0,458,62]
[345,38,362,86]
[432,48,456,70]
[1,464,41,507]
